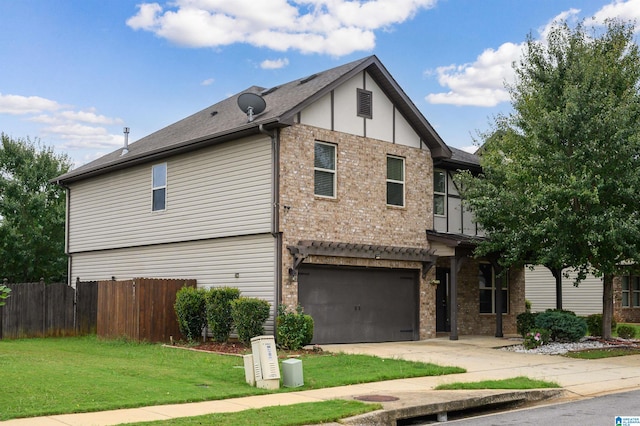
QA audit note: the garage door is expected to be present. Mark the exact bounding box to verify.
[298,265,418,344]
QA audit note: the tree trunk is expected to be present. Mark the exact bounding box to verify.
[602,274,614,339]
[548,266,563,310]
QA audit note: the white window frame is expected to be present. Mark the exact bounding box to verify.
[151,163,167,212]
[386,155,405,207]
[434,169,447,217]
[314,141,337,198]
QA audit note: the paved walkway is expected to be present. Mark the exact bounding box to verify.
[4,336,640,425]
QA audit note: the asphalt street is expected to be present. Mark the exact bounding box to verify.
[443,389,640,425]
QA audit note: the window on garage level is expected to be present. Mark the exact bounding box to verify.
[479,262,508,314]
[314,141,336,198]
[152,163,167,211]
[434,169,446,216]
[387,155,405,207]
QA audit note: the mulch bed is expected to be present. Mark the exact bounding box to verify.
[170,340,324,358]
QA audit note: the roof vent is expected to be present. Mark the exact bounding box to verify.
[261,86,279,96]
[210,111,218,117]
[121,127,130,156]
[299,74,318,85]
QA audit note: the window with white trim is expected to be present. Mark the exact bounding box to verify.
[152,163,167,211]
[386,156,404,207]
[314,142,336,198]
[434,169,446,216]
[622,275,640,307]
[479,263,508,314]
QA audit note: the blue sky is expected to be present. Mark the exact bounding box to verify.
[1,0,639,167]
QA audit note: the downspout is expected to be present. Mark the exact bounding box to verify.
[56,181,72,287]
[259,124,281,335]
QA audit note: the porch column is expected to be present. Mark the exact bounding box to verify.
[494,269,503,337]
[449,256,458,340]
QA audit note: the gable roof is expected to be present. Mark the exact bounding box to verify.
[56,55,451,184]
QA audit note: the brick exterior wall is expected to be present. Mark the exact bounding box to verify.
[277,123,524,339]
[613,275,640,323]
[278,124,438,339]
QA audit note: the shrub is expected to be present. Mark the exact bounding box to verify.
[524,299,532,313]
[174,286,207,342]
[231,297,271,345]
[617,325,637,340]
[516,312,538,337]
[534,310,587,342]
[0,284,11,307]
[585,314,617,337]
[523,328,551,350]
[276,304,314,350]
[205,287,240,343]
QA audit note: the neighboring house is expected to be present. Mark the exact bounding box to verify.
[54,56,525,344]
[525,267,640,323]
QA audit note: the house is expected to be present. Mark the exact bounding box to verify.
[54,55,525,344]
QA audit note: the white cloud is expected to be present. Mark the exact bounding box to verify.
[126,0,437,56]
[424,0,638,107]
[591,0,640,29]
[426,42,521,107]
[43,123,123,150]
[201,78,215,86]
[0,93,63,114]
[260,58,290,69]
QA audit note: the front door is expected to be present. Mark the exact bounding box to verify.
[436,268,450,332]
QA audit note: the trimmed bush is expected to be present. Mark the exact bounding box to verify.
[617,325,637,340]
[517,312,538,337]
[205,287,240,343]
[231,297,271,345]
[174,286,207,342]
[585,314,617,337]
[534,310,587,342]
[523,328,551,350]
[276,304,314,350]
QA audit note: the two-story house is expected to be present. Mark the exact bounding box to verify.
[55,56,525,344]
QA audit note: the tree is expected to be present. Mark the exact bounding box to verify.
[0,134,72,283]
[456,20,640,339]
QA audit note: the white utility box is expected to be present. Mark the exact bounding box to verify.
[250,335,280,390]
[243,354,255,386]
[281,358,304,388]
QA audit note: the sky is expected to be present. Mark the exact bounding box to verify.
[1,0,639,168]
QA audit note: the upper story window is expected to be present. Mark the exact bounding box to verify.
[357,88,372,119]
[152,163,167,211]
[314,142,336,198]
[386,156,404,207]
[434,170,446,216]
[622,275,640,308]
[479,262,508,314]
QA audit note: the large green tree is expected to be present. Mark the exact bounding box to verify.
[457,20,640,339]
[0,134,72,283]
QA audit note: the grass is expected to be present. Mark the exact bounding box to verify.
[0,335,464,421]
[564,347,640,359]
[434,376,560,390]
[127,400,381,426]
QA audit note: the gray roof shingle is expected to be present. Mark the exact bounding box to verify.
[56,55,451,183]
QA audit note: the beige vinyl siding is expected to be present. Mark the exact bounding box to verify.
[71,234,277,332]
[525,266,603,316]
[68,136,272,252]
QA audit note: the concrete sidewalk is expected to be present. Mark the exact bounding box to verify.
[3,336,640,425]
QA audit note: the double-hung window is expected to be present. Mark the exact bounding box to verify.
[387,156,404,207]
[622,276,640,307]
[152,163,167,211]
[479,263,508,314]
[434,170,446,216]
[314,142,336,198]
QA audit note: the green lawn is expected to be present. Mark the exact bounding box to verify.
[127,400,381,426]
[434,376,561,390]
[0,336,464,421]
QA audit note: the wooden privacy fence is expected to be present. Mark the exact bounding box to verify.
[0,280,98,339]
[97,278,196,343]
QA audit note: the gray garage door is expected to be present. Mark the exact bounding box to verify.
[298,265,419,344]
